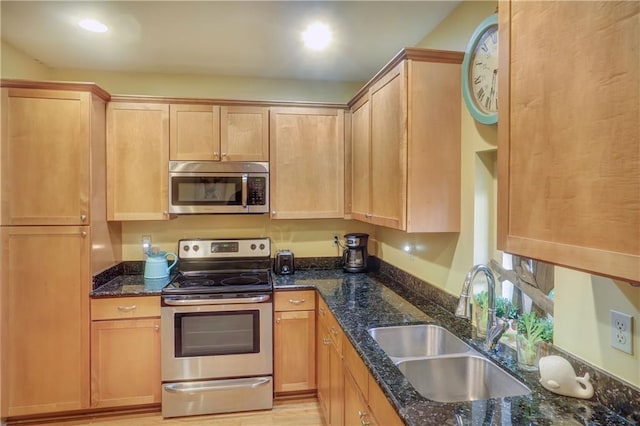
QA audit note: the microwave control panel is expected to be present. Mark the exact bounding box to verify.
[247,177,266,205]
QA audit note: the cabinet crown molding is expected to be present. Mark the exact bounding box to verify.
[1,78,110,101]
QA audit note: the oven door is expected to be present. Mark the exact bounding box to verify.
[161,296,273,381]
[169,172,269,214]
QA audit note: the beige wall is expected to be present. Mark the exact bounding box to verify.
[121,217,373,261]
[48,68,363,104]
[1,40,51,80]
[3,1,638,387]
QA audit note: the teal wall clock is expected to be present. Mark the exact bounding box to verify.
[462,13,499,125]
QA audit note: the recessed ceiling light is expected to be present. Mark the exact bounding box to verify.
[302,22,332,50]
[78,18,108,33]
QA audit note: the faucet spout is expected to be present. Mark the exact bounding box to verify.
[456,264,504,351]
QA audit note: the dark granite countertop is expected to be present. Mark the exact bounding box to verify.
[273,269,637,426]
[90,274,173,297]
[90,267,637,425]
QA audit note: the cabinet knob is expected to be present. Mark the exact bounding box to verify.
[214,152,220,158]
[80,214,87,222]
[272,211,277,216]
[323,338,331,345]
[221,152,227,157]
[80,231,87,238]
[154,325,160,331]
[358,410,367,418]
[276,318,281,324]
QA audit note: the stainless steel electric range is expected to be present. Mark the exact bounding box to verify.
[160,238,273,418]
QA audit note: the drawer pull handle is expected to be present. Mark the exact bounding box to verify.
[323,338,331,345]
[289,299,305,305]
[117,305,137,311]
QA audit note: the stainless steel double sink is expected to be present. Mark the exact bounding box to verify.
[367,324,530,403]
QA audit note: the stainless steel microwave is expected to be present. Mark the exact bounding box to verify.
[169,161,269,214]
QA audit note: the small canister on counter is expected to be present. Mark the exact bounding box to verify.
[274,250,295,275]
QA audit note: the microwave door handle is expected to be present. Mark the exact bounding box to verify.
[242,174,248,208]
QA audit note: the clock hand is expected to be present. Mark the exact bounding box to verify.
[489,69,497,105]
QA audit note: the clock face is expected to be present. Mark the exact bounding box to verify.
[461,13,499,125]
[469,25,499,114]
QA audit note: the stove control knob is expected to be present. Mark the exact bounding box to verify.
[193,245,200,252]
[251,244,257,250]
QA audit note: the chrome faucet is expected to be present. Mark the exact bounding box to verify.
[456,264,507,351]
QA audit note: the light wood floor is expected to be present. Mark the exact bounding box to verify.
[18,399,324,426]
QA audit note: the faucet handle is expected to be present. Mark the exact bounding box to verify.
[484,321,509,351]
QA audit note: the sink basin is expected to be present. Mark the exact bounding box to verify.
[396,355,531,402]
[368,324,472,360]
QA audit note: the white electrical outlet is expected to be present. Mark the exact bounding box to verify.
[610,310,633,354]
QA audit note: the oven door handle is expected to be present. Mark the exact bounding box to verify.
[164,377,271,394]
[162,294,271,306]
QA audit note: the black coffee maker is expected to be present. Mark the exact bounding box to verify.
[342,233,369,273]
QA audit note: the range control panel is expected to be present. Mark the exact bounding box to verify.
[178,238,271,259]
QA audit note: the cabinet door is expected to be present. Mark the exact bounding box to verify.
[169,104,220,161]
[90,318,161,407]
[316,316,331,423]
[329,338,344,426]
[498,1,640,282]
[107,102,170,221]
[369,61,407,230]
[1,226,90,417]
[221,106,269,161]
[270,107,345,219]
[350,96,371,222]
[1,89,90,226]
[274,310,316,393]
[344,369,376,426]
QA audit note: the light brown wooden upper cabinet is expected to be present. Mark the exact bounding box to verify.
[169,104,268,162]
[0,88,96,226]
[107,102,170,221]
[497,1,640,283]
[349,48,464,232]
[270,107,345,219]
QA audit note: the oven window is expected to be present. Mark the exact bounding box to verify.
[175,310,260,357]
[172,177,242,206]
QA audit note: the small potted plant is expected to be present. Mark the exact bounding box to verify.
[516,311,553,371]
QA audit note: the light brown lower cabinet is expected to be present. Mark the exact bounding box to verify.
[318,294,403,426]
[1,226,91,417]
[90,297,161,408]
[274,290,317,394]
[317,296,344,426]
[344,369,377,426]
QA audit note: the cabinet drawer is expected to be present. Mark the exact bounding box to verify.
[317,296,342,353]
[274,290,316,311]
[343,338,369,399]
[91,296,160,320]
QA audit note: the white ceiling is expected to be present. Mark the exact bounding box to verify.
[1,1,461,83]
